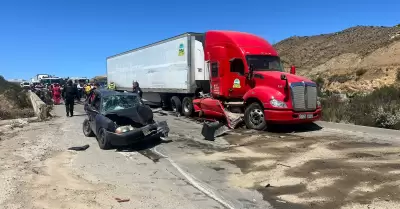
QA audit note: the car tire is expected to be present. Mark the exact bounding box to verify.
[97,128,112,150]
[182,97,194,117]
[244,102,267,131]
[82,118,95,137]
[170,96,182,113]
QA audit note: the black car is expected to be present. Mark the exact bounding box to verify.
[83,89,169,150]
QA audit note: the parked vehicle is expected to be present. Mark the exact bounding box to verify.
[83,89,169,150]
[106,31,321,130]
[20,82,30,89]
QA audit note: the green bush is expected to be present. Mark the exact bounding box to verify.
[321,85,400,129]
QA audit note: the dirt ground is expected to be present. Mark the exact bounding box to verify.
[192,130,400,209]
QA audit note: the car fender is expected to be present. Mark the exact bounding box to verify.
[95,114,117,133]
[243,86,286,108]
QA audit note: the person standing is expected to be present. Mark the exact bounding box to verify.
[107,81,116,90]
[132,81,142,98]
[52,83,61,105]
[62,79,78,117]
[76,82,83,100]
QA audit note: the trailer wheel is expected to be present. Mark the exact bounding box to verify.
[182,97,194,117]
[244,102,267,131]
[170,96,182,113]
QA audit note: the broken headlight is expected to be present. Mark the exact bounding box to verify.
[115,125,135,134]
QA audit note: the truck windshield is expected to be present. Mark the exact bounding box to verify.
[246,55,283,72]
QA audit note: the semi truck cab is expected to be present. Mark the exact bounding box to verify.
[199,30,321,130]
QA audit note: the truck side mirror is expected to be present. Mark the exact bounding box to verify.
[290,65,296,74]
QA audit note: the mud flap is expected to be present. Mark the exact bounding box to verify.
[201,121,229,141]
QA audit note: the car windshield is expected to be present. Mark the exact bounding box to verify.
[246,55,283,72]
[102,94,141,112]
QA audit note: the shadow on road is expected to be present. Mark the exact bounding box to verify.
[115,137,172,162]
[115,137,171,152]
[71,114,87,117]
[268,122,323,133]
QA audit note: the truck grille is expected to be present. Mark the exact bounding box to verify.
[291,82,317,111]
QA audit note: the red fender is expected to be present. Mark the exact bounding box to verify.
[243,86,287,108]
[192,98,237,128]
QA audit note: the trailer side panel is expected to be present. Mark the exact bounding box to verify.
[107,35,193,93]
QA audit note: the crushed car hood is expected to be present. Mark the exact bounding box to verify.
[105,105,154,126]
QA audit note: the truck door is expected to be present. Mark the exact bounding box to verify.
[209,61,221,96]
[227,58,248,98]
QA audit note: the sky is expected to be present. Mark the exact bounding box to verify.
[0,0,399,80]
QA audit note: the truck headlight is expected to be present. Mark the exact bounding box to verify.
[270,98,287,108]
[115,125,135,134]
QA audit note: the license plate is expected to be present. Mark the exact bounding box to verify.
[142,126,151,136]
[299,114,313,119]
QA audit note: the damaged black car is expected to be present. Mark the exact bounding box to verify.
[83,89,169,150]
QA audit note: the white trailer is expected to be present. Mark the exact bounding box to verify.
[106,33,209,106]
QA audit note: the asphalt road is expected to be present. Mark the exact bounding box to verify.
[1,103,400,209]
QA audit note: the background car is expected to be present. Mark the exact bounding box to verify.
[83,89,169,149]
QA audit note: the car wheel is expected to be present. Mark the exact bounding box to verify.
[97,128,112,150]
[182,97,194,117]
[244,102,267,131]
[170,96,182,113]
[82,118,95,137]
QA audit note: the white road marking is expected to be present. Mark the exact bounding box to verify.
[153,147,236,209]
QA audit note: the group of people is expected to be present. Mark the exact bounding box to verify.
[62,80,101,117]
[107,81,142,98]
[43,80,142,117]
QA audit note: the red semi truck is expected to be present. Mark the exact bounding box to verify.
[107,30,321,130]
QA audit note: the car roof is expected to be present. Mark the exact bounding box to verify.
[97,89,138,97]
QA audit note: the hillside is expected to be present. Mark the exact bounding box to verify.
[0,76,34,119]
[274,26,400,93]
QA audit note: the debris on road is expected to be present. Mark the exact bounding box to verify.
[152,108,168,116]
[68,144,90,151]
[201,121,229,141]
[115,197,130,203]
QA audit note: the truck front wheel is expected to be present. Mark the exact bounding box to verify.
[244,103,267,131]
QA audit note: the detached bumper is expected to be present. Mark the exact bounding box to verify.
[106,121,170,146]
[264,108,322,124]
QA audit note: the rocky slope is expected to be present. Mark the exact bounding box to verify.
[274,26,400,93]
[0,76,34,119]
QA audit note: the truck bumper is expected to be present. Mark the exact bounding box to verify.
[264,108,322,124]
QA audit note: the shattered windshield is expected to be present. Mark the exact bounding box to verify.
[102,94,142,112]
[246,55,283,72]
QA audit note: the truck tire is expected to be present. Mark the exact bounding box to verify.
[170,96,182,113]
[182,97,194,117]
[244,102,267,131]
[97,128,112,150]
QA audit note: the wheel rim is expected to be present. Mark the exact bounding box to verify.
[171,101,177,112]
[183,101,190,113]
[83,120,91,135]
[249,108,264,126]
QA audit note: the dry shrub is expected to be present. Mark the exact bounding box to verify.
[355,68,367,76]
[321,85,400,129]
[0,76,34,120]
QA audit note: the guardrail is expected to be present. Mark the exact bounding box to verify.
[28,90,50,120]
